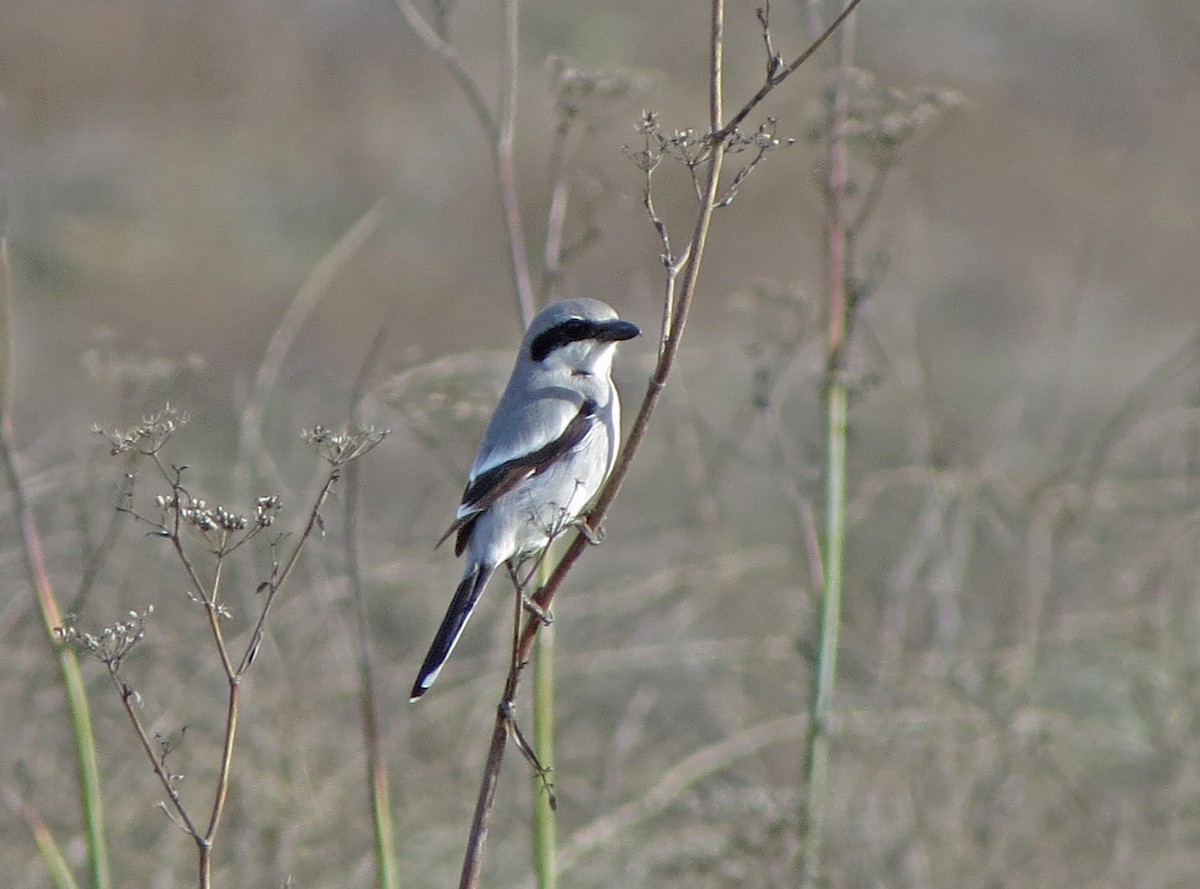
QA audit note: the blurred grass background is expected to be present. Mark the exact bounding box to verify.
[3,0,1200,886]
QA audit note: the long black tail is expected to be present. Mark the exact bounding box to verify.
[410,562,495,700]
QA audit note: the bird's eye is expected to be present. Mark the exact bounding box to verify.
[529,317,595,362]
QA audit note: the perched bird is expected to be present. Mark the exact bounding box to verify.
[410,298,640,700]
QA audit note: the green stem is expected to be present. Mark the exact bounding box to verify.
[348,439,401,889]
[10,791,82,889]
[799,6,855,886]
[1,237,112,889]
[531,555,557,889]
[800,381,847,888]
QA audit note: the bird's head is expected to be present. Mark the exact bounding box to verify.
[525,298,640,377]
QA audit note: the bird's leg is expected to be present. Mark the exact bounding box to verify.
[571,514,606,545]
[501,701,557,809]
[507,561,553,625]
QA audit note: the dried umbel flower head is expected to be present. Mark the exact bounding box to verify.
[302,425,389,465]
[92,403,191,456]
[55,606,155,672]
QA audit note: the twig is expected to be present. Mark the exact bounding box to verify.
[496,0,536,326]
[390,0,499,141]
[111,673,203,840]
[391,0,535,327]
[346,323,401,889]
[1,237,114,889]
[557,715,807,872]
[715,0,865,141]
[235,194,392,494]
[96,419,383,888]
[237,467,347,675]
[539,112,574,305]
[455,3,730,886]
[3,785,82,889]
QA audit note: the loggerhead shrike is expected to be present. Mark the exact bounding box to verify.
[410,298,640,700]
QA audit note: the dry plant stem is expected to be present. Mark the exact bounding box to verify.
[237,467,345,674]
[390,0,535,327]
[715,0,865,141]
[539,116,574,304]
[4,786,82,889]
[557,714,807,873]
[390,0,499,142]
[236,194,393,494]
[346,326,401,889]
[800,5,857,887]
[117,451,351,889]
[497,0,536,326]
[455,5,728,888]
[0,237,113,889]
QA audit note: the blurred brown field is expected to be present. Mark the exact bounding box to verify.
[3,1,1200,887]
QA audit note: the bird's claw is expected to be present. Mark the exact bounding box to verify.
[521,593,554,626]
[573,516,605,545]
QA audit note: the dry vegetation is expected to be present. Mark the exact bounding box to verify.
[3,1,1200,888]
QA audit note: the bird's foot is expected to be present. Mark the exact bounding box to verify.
[521,593,554,626]
[572,516,606,545]
[502,702,557,807]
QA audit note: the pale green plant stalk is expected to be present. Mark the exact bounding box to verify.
[801,1,859,883]
[0,237,113,889]
[531,554,557,889]
[391,2,562,876]
[30,818,82,889]
[6,789,82,889]
[348,458,402,889]
[347,330,402,889]
[801,383,847,887]
[800,6,855,886]
[390,2,861,885]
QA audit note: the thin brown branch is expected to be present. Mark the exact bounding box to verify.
[456,4,731,886]
[758,1,784,81]
[496,0,536,326]
[113,676,203,838]
[392,0,534,326]
[235,194,392,493]
[147,457,239,681]
[390,0,499,141]
[539,115,574,304]
[203,678,240,846]
[558,715,807,871]
[0,237,63,636]
[236,466,343,675]
[715,0,865,141]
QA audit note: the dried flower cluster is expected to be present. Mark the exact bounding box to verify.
[302,425,389,465]
[92,403,190,457]
[627,110,794,207]
[55,606,155,672]
[162,493,282,534]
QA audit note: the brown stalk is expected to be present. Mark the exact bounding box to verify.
[391,0,536,327]
[454,3,728,886]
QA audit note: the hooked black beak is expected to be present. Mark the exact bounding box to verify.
[598,319,641,343]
